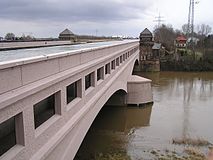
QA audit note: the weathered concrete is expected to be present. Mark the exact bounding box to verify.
[0,41,152,160]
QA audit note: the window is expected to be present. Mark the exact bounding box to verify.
[123,54,125,61]
[116,58,119,66]
[85,72,94,90]
[120,56,123,63]
[34,93,58,128]
[67,80,81,104]
[111,60,115,70]
[105,63,110,75]
[0,113,24,156]
[97,67,104,81]
[0,117,15,156]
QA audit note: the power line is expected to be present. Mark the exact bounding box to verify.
[153,13,165,27]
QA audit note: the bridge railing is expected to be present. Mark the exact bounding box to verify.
[0,41,139,159]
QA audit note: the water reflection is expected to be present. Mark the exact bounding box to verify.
[138,72,213,104]
[75,72,213,160]
[74,104,153,160]
[93,105,152,132]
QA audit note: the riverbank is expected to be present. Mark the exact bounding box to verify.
[160,48,213,71]
[161,60,213,71]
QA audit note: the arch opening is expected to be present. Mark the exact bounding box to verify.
[105,89,127,106]
[74,89,128,159]
[74,89,153,160]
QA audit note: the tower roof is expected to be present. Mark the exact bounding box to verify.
[140,28,153,38]
[59,29,74,35]
[141,28,152,35]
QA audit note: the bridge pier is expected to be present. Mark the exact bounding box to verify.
[127,75,153,105]
[104,75,153,107]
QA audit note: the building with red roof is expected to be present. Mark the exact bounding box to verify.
[175,35,187,48]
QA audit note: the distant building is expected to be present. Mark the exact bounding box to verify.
[139,28,161,71]
[175,35,188,60]
[175,35,187,48]
[152,43,161,59]
[139,28,154,61]
[187,37,199,45]
[59,29,76,41]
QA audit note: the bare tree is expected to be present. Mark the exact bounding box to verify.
[196,24,212,48]
[5,33,15,41]
[197,24,212,36]
[154,24,176,51]
[20,34,35,41]
[182,24,188,35]
[204,25,211,36]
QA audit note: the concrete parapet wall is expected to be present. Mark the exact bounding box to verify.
[0,41,137,96]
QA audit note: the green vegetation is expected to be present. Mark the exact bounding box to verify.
[150,148,207,160]
[172,137,211,146]
[161,48,213,71]
[94,152,131,160]
[148,137,212,160]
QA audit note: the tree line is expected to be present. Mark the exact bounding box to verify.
[3,33,35,41]
[153,23,212,51]
[155,23,213,71]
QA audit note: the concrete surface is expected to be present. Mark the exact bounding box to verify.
[0,41,152,160]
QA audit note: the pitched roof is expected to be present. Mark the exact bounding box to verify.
[59,29,74,35]
[152,43,161,50]
[140,28,153,38]
[176,35,187,41]
[140,28,152,35]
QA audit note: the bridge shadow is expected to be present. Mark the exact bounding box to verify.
[132,59,140,73]
[74,90,153,160]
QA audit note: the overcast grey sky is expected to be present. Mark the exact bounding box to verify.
[0,0,212,38]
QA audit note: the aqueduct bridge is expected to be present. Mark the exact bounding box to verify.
[0,41,152,160]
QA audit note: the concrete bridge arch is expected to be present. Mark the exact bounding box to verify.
[44,51,140,160]
[0,41,152,160]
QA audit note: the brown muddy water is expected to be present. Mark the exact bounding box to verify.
[74,72,213,160]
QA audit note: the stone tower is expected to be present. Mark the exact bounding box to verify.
[139,28,160,72]
[139,28,154,61]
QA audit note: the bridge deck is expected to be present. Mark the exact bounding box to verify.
[0,40,135,63]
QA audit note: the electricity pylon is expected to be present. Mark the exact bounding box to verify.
[154,13,164,28]
[187,0,195,39]
[187,0,199,60]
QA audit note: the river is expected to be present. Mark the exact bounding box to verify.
[75,72,213,160]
